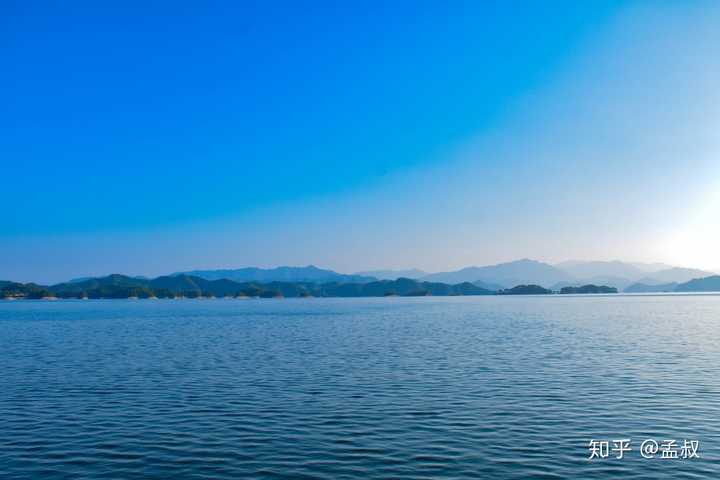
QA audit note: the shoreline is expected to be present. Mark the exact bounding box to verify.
[4,291,720,301]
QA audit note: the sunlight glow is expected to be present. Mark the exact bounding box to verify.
[659,185,720,270]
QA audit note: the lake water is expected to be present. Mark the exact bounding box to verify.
[2,295,720,479]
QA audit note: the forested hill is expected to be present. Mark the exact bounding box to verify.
[1,275,494,299]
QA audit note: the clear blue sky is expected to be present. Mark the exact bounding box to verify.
[3,1,720,283]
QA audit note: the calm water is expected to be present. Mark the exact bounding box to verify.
[2,295,720,479]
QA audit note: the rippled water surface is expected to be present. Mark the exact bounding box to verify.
[2,296,720,479]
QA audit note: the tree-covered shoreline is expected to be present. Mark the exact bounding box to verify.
[21,274,717,300]
[1,275,496,300]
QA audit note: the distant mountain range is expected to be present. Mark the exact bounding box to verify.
[354,269,427,280]
[422,259,572,288]
[555,260,649,280]
[68,275,149,284]
[210,258,713,292]
[635,267,713,284]
[396,259,714,290]
[172,265,376,284]
[552,261,714,291]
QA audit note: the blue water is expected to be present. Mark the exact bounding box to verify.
[1,296,720,479]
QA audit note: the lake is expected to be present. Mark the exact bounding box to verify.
[2,295,719,479]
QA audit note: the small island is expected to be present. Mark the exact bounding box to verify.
[559,284,618,294]
[498,285,552,295]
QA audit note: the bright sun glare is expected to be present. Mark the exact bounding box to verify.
[659,186,720,270]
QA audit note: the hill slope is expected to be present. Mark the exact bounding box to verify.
[41,274,494,298]
[674,276,720,292]
[623,282,678,293]
[555,261,646,281]
[639,267,716,285]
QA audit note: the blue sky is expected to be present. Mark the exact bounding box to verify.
[3,1,720,283]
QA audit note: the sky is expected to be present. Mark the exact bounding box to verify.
[2,1,720,283]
